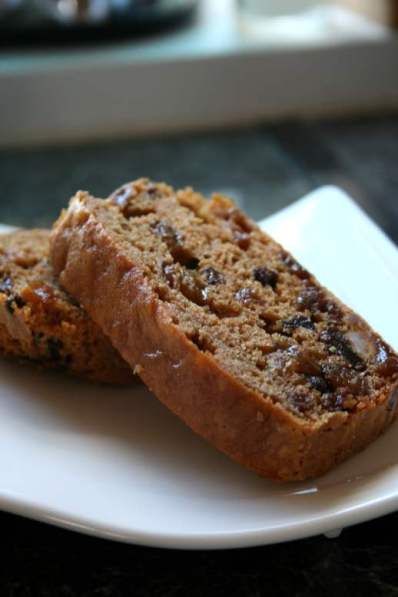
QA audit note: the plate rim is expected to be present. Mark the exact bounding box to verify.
[1,487,398,550]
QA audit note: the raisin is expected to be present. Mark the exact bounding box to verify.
[31,284,55,304]
[308,375,332,394]
[297,287,323,310]
[376,341,389,365]
[14,295,25,308]
[184,258,200,271]
[111,185,138,209]
[0,276,13,295]
[153,222,198,268]
[202,267,225,286]
[320,329,364,370]
[112,182,156,217]
[375,340,398,377]
[297,286,340,318]
[321,393,345,412]
[324,302,343,320]
[145,182,158,195]
[235,288,252,304]
[233,230,251,251]
[281,251,310,280]
[224,210,252,249]
[162,263,177,288]
[283,315,315,333]
[153,221,181,245]
[348,374,371,396]
[253,267,278,289]
[321,362,351,389]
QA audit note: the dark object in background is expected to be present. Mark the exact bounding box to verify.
[338,0,398,28]
[0,0,198,46]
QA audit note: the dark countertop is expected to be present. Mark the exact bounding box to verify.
[0,114,397,596]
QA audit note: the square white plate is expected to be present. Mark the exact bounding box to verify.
[0,186,397,549]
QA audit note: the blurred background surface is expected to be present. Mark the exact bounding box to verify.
[1,0,397,146]
[0,1,397,241]
[1,114,397,241]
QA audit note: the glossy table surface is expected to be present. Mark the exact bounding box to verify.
[0,113,397,596]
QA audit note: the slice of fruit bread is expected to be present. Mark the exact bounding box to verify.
[0,228,134,384]
[50,179,398,480]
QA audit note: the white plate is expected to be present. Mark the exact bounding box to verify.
[0,186,397,549]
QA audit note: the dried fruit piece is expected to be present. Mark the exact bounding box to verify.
[233,230,251,250]
[162,262,177,288]
[308,375,332,394]
[375,340,398,377]
[235,288,252,304]
[345,330,377,361]
[321,393,345,412]
[222,209,252,250]
[348,374,371,396]
[153,221,198,268]
[283,315,315,333]
[153,221,181,245]
[253,267,278,289]
[0,276,13,295]
[321,362,351,389]
[297,286,323,310]
[111,184,138,210]
[202,267,225,286]
[320,329,364,370]
[281,251,310,280]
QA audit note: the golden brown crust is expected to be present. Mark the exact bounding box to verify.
[0,228,134,384]
[50,184,398,480]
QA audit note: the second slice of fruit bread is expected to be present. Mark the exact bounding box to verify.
[50,179,398,480]
[0,228,134,384]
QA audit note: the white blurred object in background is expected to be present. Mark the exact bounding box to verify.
[237,0,331,40]
[238,0,325,18]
